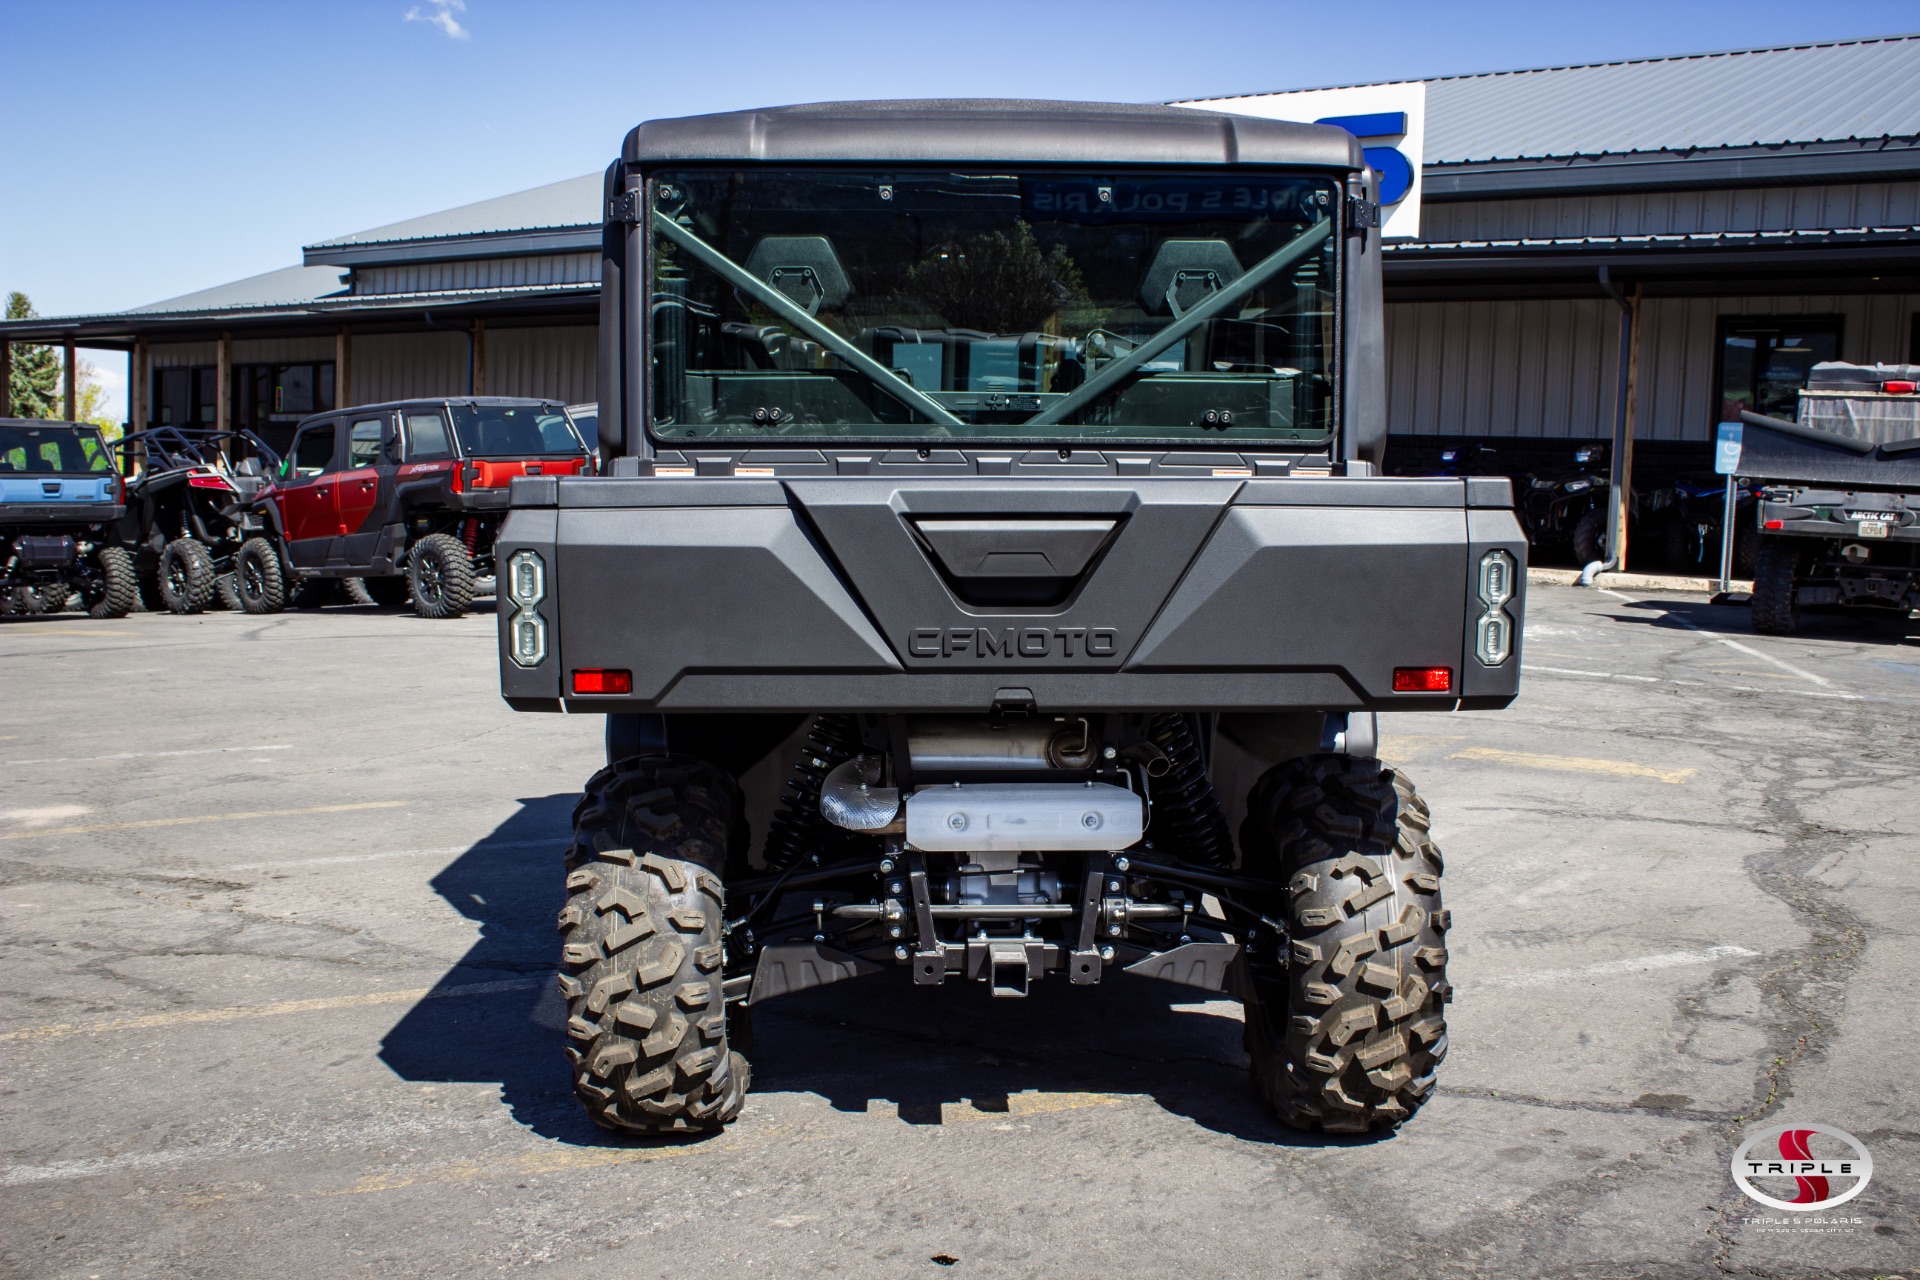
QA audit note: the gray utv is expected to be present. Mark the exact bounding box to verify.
[495,100,1527,1135]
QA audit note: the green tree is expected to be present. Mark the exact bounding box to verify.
[6,292,63,419]
[901,223,1092,335]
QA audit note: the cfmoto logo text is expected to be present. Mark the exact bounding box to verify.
[908,626,1119,659]
[1731,1123,1873,1211]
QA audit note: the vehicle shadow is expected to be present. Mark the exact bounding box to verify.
[375,793,602,1142]
[1604,596,1916,642]
[745,970,1382,1148]
[378,791,1376,1150]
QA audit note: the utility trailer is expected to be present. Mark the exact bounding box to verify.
[1741,362,1920,634]
[495,100,1528,1134]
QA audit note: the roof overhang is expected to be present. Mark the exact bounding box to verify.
[0,286,598,348]
[1424,136,1920,199]
[1383,227,1920,299]
[303,225,602,269]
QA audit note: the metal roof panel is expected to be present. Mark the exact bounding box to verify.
[306,173,603,249]
[1422,36,1920,162]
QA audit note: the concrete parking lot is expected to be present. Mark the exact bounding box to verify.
[2,586,1916,1279]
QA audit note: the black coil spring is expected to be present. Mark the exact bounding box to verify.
[1144,712,1235,869]
[761,714,865,870]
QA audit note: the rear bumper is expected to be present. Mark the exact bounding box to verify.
[0,502,123,527]
[498,475,1526,715]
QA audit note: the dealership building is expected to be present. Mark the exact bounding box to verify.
[4,35,1917,483]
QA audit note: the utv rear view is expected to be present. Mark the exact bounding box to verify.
[496,101,1527,1135]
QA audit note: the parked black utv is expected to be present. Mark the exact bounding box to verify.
[114,428,280,613]
[495,101,1527,1137]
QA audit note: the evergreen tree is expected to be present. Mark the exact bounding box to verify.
[6,292,64,419]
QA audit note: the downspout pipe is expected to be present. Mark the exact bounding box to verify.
[1579,265,1634,586]
[423,311,476,395]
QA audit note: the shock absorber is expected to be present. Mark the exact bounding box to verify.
[761,714,865,870]
[461,517,480,555]
[1144,712,1234,869]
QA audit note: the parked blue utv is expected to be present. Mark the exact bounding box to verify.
[1,419,138,617]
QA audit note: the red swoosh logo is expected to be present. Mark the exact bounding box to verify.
[1779,1129,1830,1204]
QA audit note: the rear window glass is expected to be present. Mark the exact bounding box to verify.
[449,405,585,457]
[406,412,453,460]
[0,424,112,473]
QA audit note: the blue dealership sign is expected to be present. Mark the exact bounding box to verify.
[1180,83,1426,239]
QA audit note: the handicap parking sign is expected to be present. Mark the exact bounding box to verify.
[1715,422,1743,475]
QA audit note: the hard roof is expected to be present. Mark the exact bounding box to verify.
[624,98,1360,169]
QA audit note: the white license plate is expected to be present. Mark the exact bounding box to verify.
[1857,520,1889,538]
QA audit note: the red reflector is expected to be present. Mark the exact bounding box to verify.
[1764,519,1784,530]
[571,668,632,695]
[1885,380,1916,394]
[1393,666,1453,693]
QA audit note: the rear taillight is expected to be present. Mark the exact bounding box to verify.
[1885,380,1916,394]
[1764,519,1784,530]
[572,668,632,695]
[1393,666,1454,693]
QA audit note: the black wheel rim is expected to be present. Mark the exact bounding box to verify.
[166,561,186,597]
[242,559,263,597]
[419,554,445,603]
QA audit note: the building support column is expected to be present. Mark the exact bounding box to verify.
[1,339,11,418]
[129,340,148,472]
[471,318,486,395]
[335,328,352,409]
[63,338,77,421]
[1618,285,1642,568]
[216,331,232,438]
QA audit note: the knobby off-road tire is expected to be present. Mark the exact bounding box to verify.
[1572,507,1607,566]
[408,533,474,619]
[1239,754,1451,1133]
[233,538,285,613]
[84,546,139,619]
[214,572,242,612]
[157,537,217,614]
[1750,536,1801,635]
[558,755,749,1134]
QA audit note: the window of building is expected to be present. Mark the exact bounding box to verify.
[1714,317,1842,424]
[148,362,335,440]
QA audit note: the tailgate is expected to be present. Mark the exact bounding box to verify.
[498,475,1524,713]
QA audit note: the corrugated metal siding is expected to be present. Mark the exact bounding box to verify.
[1424,36,1920,162]
[147,337,336,368]
[1387,298,1620,438]
[1423,181,1920,242]
[483,326,596,403]
[1387,292,1920,443]
[349,332,469,404]
[148,342,218,368]
[353,253,600,296]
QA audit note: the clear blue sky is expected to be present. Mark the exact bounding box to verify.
[3,0,1915,324]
